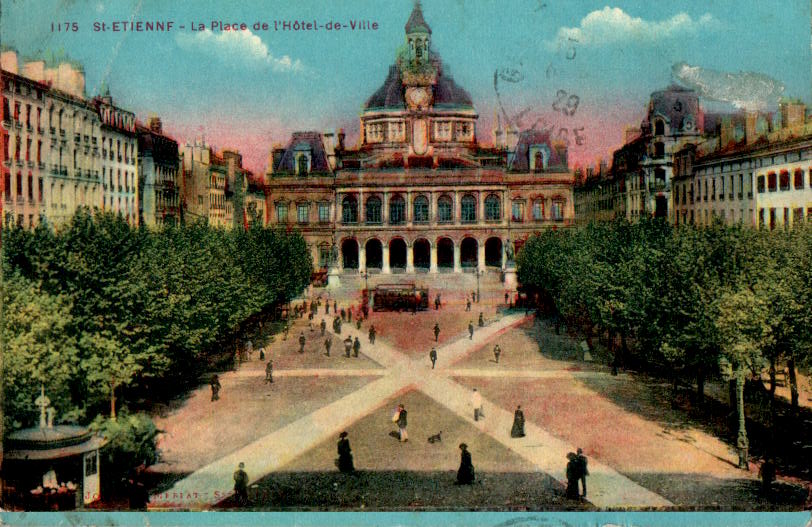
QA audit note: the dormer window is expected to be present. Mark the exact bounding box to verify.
[654,119,665,136]
[295,152,311,175]
[529,145,550,171]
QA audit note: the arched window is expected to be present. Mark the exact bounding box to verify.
[461,194,477,223]
[413,195,429,223]
[389,194,405,224]
[534,151,544,171]
[297,155,308,175]
[551,199,565,221]
[437,195,453,222]
[533,199,544,221]
[653,142,664,159]
[342,195,358,223]
[654,120,664,136]
[485,194,501,221]
[366,196,381,223]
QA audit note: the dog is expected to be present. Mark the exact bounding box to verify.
[427,431,442,444]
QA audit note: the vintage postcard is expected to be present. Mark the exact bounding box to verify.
[0,0,810,525]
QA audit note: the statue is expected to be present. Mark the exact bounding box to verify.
[329,243,339,267]
[505,239,515,264]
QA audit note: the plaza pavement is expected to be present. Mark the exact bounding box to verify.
[150,305,672,510]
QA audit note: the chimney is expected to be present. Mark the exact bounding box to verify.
[720,116,735,148]
[780,100,806,130]
[337,128,345,150]
[148,116,162,134]
[271,147,285,172]
[745,111,758,145]
[22,60,45,82]
[1,50,19,74]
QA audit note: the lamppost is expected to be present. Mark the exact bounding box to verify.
[476,268,483,303]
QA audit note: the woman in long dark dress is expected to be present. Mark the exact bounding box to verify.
[565,452,580,499]
[510,405,525,438]
[456,443,475,484]
[337,432,354,473]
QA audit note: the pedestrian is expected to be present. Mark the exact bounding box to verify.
[565,453,580,499]
[435,294,441,310]
[233,462,249,506]
[472,388,484,421]
[493,344,501,364]
[265,360,274,384]
[468,321,474,340]
[344,336,353,358]
[320,318,327,336]
[325,301,330,315]
[308,310,314,322]
[283,323,289,341]
[456,443,475,485]
[394,404,408,442]
[759,457,776,498]
[246,339,254,361]
[505,292,509,305]
[210,374,221,402]
[510,405,525,437]
[335,316,342,335]
[298,332,306,353]
[472,291,476,304]
[356,317,362,330]
[433,323,440,342]
[429,347,437,369]
[353,337,361,358]
[369,325,376,344]
[336,431,355,473]
[325,338,332,356]
[259,346,265,361]
[334,300,338,314]
[576,447,589,498]
[478,312,484,327]
[341,308,346,322]
[362,303,369,320]
[466,298,471,312]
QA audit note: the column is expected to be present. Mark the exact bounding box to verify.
[430,243,438,273]
[382,191,389,224]
[358,241,366,273]
[477,241,485,272]
[406,190,412,227]
[382,243,391,274]
[453,242,461,273]
[406,243,415,273]
[501,241,507,269]
[479,191,485,224]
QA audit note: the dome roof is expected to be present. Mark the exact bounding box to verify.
[405,1,431,34]
[364,65,406,110]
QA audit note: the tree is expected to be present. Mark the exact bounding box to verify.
[716,286,773,469]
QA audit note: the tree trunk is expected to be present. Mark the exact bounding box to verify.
[768,356,777,427]
[696,366,705,406]
[110,380,118,421]
[736,371,749,470]
[787,357,799,412]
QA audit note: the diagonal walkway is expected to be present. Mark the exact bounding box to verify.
[233,368,387,378]
[150,311,671,510]
[444,368,619,380]
[419,375,673,509]
[149,312,525,509]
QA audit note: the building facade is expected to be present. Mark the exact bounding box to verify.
[265,3,575,274]
[95,92,137,225]
[137,116,181,227]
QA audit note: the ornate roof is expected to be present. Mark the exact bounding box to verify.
[646,84,700,131]
[364,61,473,110]
[273,131,331,173]
[509,130,566,171]
[405,1,431,34]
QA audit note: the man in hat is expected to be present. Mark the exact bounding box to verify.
[325,337,332,357]
[576,447,589,498]
[210,374,221,402]
[344,336,353,358]
[320,318,327,336]
[478,312,484,327]
[298,332,306,353]
[368,325,376,344]
[429,347,437,369]
[233,462,248,505]
[265,360,274,384]
[472,388,484,421]
[493,344,502,364]
[433,323,441,342]
[395,404,408,442]
[468,321,474,340]
[353,336,361,358]
[466,298,471,312]
[435,294,441,310]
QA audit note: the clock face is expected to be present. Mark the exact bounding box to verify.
[408,87,429,108]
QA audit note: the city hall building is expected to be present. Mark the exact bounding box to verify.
[265,2,574,275]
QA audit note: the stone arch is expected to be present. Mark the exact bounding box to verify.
[485,237,503,267]
[341,238,359,270]
[365,238,383,270]
[389,237,407,270]
[413,238,431,270]
[460,237,478,268]
[436,237,454,270]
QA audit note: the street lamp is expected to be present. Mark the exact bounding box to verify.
[476,269,483,303]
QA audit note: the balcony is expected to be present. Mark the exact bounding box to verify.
[15,159,23,167]
[74,133,81,143]
[26,125,33,133]
[1,119,10,128]
[84,135,90,143]
[648,180,668,193]
[59,129,65,137]
[13,120,22,129]
[729,193,734,200]
[26,160,34,168]
[92,137,97,145]
[51,164,59,174]
[37,126,44,134]
[102,149,108,158]
[50,136,57,146]
[50,126,56,135]
[2,159,10,167]
[118,155,122,162]
[719,194,724,202]
[60,165,67,175]
[92,147,99,156]
[38,161,45,169]
[738,192,743,200]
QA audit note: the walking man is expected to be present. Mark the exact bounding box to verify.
[456,444,475,485]
[433,323,440,342]
[478,312,484,327]
[468,321,474,340]
[395,404,408,442]
[320,318,327,336]
[576,447,589,498]
[362,303,369,320]
[369,325,376,344]
[466,298,471,312]
[344,336,353,358]
[325,337,332,356]
[472,388,484,421]
[435,294,441,310]
[333,300,338,314]
[210,374,221,402]
[493,344,501,364]
[233,462,248,506]
[341,308,346,322]
[265,360,274,384]
[429,347,437,369]
[298,332,306,353]
[353,337,361,358]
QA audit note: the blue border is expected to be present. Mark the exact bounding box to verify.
[0,512,809,527]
